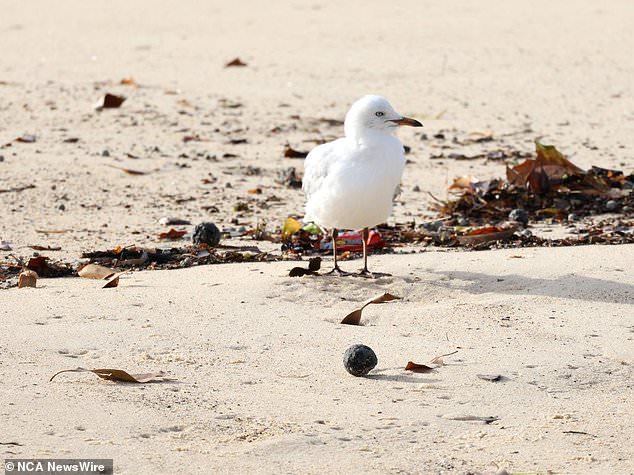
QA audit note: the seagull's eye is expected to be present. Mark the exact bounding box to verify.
[375,111,384,117]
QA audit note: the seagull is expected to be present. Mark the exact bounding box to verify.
[302,95,423,276]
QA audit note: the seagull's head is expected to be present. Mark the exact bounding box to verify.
[344,95,422,139]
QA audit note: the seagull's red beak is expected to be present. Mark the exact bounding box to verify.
[389,117,423,127]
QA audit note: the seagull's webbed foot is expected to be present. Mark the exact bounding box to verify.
[325,266,352,277]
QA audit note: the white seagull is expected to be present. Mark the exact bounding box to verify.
[302,95,422,276]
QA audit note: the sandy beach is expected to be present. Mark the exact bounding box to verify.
[1,1,633,474]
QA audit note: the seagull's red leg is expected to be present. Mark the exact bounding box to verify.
[359,227,372,276]
[326,228,349,276]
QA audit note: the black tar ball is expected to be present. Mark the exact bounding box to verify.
[343,344,378,377]
[193,222,221,247]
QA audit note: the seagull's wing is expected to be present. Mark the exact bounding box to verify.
[302,139,346,199]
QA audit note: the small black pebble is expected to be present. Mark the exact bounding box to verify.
[192,222,221,247]
[343,344,377,377]
[508,208,529,226]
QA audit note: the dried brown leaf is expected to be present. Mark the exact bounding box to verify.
[78,263,116,280]
[225,57,247,67]
[284,145,308,159]
[341,292,401,325]
[97,93,126,110]
[103,272,124,288]
[18,270,37,288]
[49,367,167,383]
[405,361,437,373]
[158,229,187,240]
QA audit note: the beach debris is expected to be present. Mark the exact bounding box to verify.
[78,264,116,280]
[477,373,503,382]
[49,367,168,384]
[102,272,124,288]
[106,164,148,175]
[120,77,137,87]
[341,292,401,326]
[28,245,62,251]
[439,141,633,225]
[404,361,437,373]
[18,270,37,288]
[275,167,303,188]
[288,257,321,277]
[320,230,385,253]
[96,93,126,110]
[0,184,36,194]
[225,57,247,67]
[62,137,80,143]
[15,134,36,143]
[441,414,499,424]
[284,144,309,159]
[159,217,191,226]
[343,344,378,377]
[26,256,73,278]
[158,228,187,240]
[456,226,517,246]
[193,222,222,247]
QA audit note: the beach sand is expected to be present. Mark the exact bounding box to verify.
[1,1,633,473]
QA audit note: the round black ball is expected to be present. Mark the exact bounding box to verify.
[343,344,378,377]
[192,222,221,247]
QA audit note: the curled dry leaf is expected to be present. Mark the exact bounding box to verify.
[18,270,37,288]
[106,164,147,175]
[28,245,61,251]
[96,93,126,110]
[284,144,309,159]
[225,57,247,67]
[49,367,167,384]
[288,257,321,277]
[404,361,437,373]
[457,226,517,246]
[103,272,126,288]
[78,263,116,280]
[341,292,402,326]
[15,134,36,143]
[477,373,503,382]
[120,77,137,87]
[158,229,187,240]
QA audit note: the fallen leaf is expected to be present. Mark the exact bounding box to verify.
[341,292,401,325]
[404,361,437,373]
[107,164,147,175]
[49,367,167,383]
[248,187,262,194]
[442,414,499,424]
[35,229,67,234]
[288,257,321,277]
[457,227,516,246]
[120,77,137,87]
[15,134,36,143]
[18,270,37,288]
[158,229,187,240]
[284,144,308,159]
[225,57,247,67]
[28,245,62,251]
[26,256,73,277]
[103,272,124,288]
[96,93,126,110]
[0,184,36,194]
[477,373,503,382]
[78,263,116,280]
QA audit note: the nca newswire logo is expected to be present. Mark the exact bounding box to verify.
[4,459,113,475]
